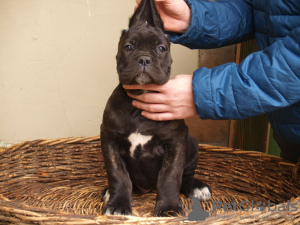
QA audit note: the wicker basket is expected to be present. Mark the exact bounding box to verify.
[0,136,299,224]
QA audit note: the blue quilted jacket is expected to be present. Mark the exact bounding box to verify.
[170,0,300,145]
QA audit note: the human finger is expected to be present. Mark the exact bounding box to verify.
[134,0,141,11]
[123,84,166,93]
[132,100,169,113]
[127,92,166,104]
[141,111,175,121]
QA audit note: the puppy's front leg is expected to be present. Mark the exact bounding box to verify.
[101,137,132,216]
[154,142,186,217]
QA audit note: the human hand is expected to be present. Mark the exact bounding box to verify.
[123,75,198,121]
[135,0,191,33]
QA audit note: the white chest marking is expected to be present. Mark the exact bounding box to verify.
[128,132,152,157]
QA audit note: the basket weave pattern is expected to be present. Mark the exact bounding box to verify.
[0,136,300,224]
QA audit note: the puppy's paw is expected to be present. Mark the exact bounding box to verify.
[102,201,132,216]
[154,201,184,217]
[185,178,212,201]
[101,189,132,216]
[192,186,212,201]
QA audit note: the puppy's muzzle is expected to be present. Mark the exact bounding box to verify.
[134,56,153,85]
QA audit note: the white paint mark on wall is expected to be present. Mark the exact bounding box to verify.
[87,0,92,17]
[0,142,12,148]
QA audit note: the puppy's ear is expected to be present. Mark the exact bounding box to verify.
[129,0,164,31]
[129,0,148,28]
[121,29,129,37]
[147,0,164,30]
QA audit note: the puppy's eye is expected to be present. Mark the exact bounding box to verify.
[124,45,133,51]
[158,46,166,52]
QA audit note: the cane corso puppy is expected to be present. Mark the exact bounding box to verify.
[100,0,212,216]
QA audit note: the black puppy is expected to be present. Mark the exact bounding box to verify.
[101,0,211,217]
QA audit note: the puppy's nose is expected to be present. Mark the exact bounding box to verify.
[138,56,152,66]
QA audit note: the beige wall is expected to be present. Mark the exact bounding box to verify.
[0,0,198,144]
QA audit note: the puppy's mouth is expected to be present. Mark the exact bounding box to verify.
[134,72,153,85]
[123,73,153,95]
[119,69,169,95]
[126,89,152,95]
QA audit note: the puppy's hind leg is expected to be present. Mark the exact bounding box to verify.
[180,136,212,201]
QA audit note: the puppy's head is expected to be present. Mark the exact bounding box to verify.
[116,0,172,86]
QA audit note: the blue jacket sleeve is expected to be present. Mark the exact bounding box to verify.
[193,26,300,120]
[170,0,254,49]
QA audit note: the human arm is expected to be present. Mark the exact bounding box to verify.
[193,26,300,120]
[168,0,254,48]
